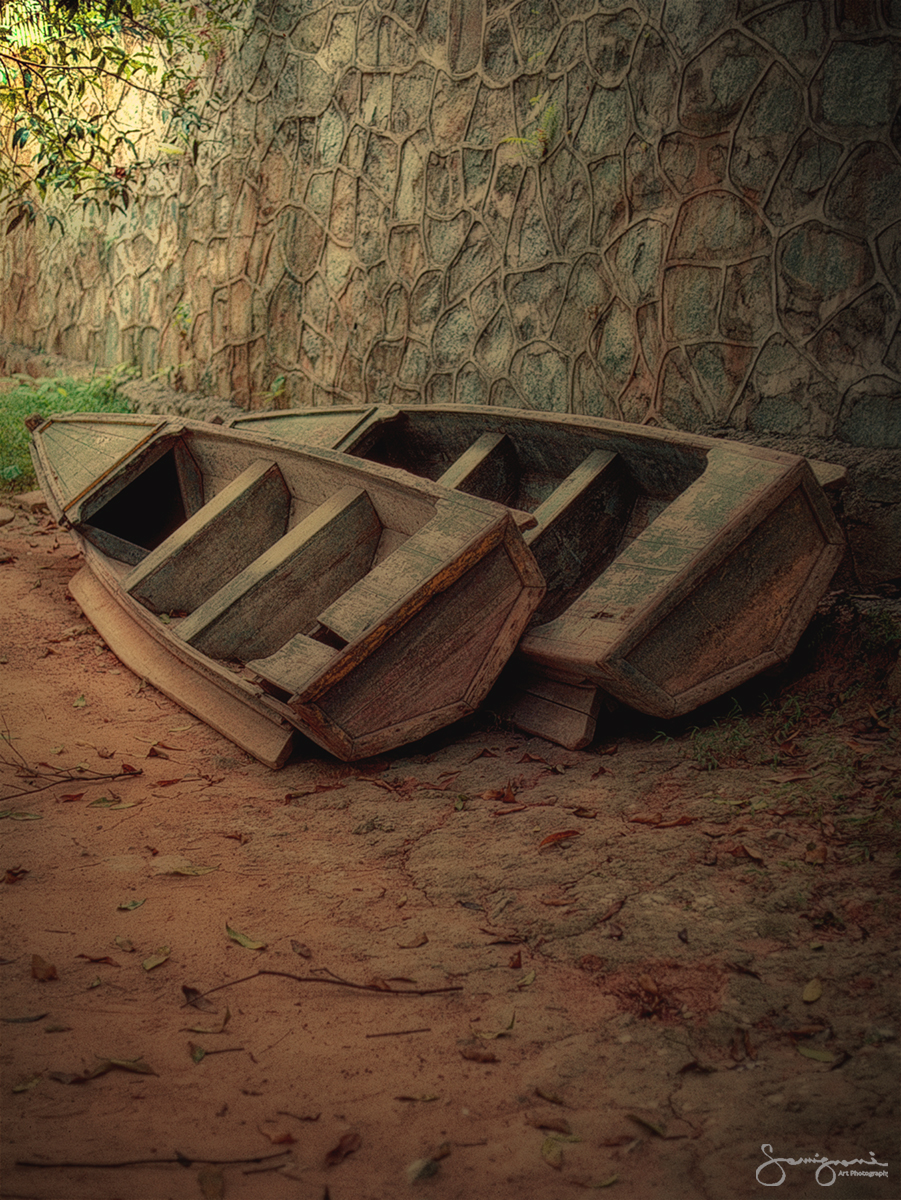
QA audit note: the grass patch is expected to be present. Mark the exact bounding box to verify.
[0,370,133,494]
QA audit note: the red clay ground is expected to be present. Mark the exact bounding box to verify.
[1,498,899,1200]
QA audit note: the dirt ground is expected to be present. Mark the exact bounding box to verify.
[1,497,899,1200]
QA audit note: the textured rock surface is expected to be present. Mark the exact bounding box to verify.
[1,1,899,447]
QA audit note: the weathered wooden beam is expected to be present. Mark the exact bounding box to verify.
[248,634,339,697]
[177,485,382,661]
[317,502,492,645]
[437,432,519,505]
[525,449,634,613]
[124,459,290,614]
[495,674,603,750]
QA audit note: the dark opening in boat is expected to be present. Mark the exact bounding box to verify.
[87,450,188,551]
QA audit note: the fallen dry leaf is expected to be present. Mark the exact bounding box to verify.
[598,899,625,923]
[460,1047,498,1063]
[142,946,171,971]
[31,955,57,981]
[538,829,582,849]
[802,978,823,1003]
[225,923,266,950]
[182,985,216,1011]
[197,1166,225,1199]
[396,931,428,949]
[540,1136,563,1169]
[527,1114,572,1135]
[258,1121,296,1145]
[325,1131,361,1167]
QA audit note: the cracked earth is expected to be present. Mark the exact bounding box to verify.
[1,499,899,1200]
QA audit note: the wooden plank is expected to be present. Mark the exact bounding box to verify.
[437,432,519,505]
[498,682,601,751]
[177,485,382,661]
[124,459,290,614]
[303,534,531,751]
[524,449,634,615]
[318,502,491,645]
[69,566,295,769]
[35,418,167,513]
[248,634,338,696]
[82,525,147,567]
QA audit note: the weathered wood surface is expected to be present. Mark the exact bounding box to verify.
[178,485,382,661]
[495,673,603,751]
[28,415,166,515]
[524,448,635,617]
[437,432,519,505]
[70,557,295,769]
[125,459,290,613]
[292,521,542,758]
[249,634,339,697]
[521,451,845,717]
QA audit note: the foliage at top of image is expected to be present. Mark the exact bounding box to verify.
[0,368,132,491]
[0,0,242,231]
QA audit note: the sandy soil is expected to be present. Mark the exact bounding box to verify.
[1,499,899,1200]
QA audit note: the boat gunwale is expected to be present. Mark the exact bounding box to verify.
[229,402,817,473]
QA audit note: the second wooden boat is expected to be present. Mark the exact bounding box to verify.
[231,404,846,749]
[28,413,544,765]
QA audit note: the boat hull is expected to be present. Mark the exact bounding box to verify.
[30,414,544,764]
[232,405,846,746]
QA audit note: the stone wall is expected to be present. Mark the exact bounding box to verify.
[2,0,900,448]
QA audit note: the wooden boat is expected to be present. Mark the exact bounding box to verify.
[230,404,846,749]
[28,413,545,766]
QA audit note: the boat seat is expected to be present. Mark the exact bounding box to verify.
[176,485,382,660]
[124,459,290,613]
[247,633,339,697]
[524,449,634,612]
[317,501,491,645]
[437,432,519,505]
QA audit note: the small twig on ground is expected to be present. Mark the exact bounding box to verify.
[365,1027,432,1037]
[189,969,462,1002]
[16,1150,293,1169]
[0,712,142,799]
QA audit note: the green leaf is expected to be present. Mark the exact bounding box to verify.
[226,923,266,950]
[73,694,86,708]
[117,899,145,911]
[0,811,43,820]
